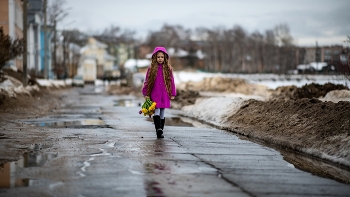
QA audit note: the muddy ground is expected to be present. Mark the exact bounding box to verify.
[0,89,65,164]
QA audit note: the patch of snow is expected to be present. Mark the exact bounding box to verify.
[95,79,104,86]
[199,92,266,101]
[36,79,68,88]
[0,78,18,91]
[173,71,217,84]
[182,96,252,128]
[124,59,151,71]
[320,90,350,103]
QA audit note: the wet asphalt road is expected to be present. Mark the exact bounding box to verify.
[1,85,350,197]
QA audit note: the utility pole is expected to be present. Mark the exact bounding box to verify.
[316,41,319,74]
[22,0,28,87]
[53,19,57,78]
[43,0,47,79]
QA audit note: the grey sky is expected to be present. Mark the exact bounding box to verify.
[58,0,350,47]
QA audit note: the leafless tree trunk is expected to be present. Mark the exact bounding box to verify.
[48,0,68,79]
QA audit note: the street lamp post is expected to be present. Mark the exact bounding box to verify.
[22,0,28,87]
[43,0,48,79]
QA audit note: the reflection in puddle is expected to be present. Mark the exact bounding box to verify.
[113,99,140,107]
[143,139,168,196]
[28,119,105,127]
[52,108,102,114]
[239,136,350,184]
[2,178,44,188]
[144,180,164,196]
[0,143,56,188]
[282,150,350,184]
[144,163,168,196]
[146,117,193,127]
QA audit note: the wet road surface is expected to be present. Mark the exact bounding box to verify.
[1,85,350,197]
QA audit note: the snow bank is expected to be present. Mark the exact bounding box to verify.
[320,90,350,103]
[36,79,67,88]
[1,76,68,98]
[182,96,256,128]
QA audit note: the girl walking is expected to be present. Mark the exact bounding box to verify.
[142,46,176,138]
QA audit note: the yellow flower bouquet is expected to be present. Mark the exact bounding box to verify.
[139,97,156,117]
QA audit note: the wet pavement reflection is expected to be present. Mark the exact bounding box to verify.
[144,139,168,196]
[113,99,140,107]
[281,149,350,184]
[0,143,56,188]
[146,117,194,127]
[239,135,350,184]
[27,119,105,127]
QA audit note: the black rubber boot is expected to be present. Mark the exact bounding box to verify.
[153,115,164,138]
[161,118,165,130]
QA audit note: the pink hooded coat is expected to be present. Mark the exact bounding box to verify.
[142,47,176,108]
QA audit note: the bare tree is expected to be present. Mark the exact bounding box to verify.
[142,23,298,74]
[274,23,293,47]
[61,29,86,78]
[146,24,191,50]
[94,25,136,50]
[48,0,69,78]
[0,27,24,70]
[250,31,264,72]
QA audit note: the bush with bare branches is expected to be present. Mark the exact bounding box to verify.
[0,27,24,70]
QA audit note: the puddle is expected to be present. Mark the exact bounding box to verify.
[281,150,350,184]
[239,135,350,184]
[146,117,193,127]
[0,143,56,188]
[113,99,140,107]
[53,108,102,114]
[0,178,44,188]
[28,119,105,127]
[145,180,165,196]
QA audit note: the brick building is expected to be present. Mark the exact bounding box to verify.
[0,0,24,70]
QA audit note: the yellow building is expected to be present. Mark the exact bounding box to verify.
[80,37,116,79]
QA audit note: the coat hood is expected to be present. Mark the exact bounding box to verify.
[152,46,169,58]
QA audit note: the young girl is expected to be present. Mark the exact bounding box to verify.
[142,46,176,138]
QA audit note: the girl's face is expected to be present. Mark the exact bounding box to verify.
[156,52,165,64]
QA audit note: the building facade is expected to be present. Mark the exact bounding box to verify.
[80,37,116,80]
[27,0,43,76]
[0,0,24,70]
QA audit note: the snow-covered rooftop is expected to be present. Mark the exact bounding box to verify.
[124,59,151,70]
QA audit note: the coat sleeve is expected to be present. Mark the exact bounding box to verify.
[142,67,150,96]
[171,70,176,96]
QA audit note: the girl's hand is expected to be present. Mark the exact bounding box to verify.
[171,96,175,100]
[144,96,149,100]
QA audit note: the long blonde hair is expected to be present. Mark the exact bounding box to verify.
[146,52,173,97]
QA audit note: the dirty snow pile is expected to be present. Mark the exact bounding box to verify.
[0,68,69,99]
[0,75,40,98]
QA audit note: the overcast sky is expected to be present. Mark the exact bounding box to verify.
[57,0,350,47]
